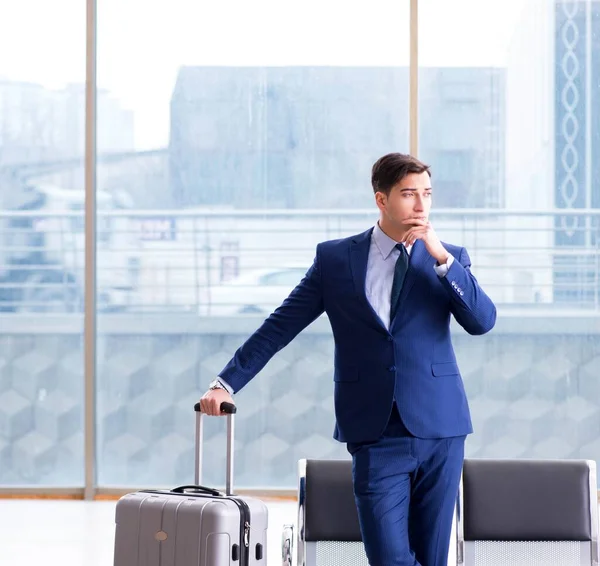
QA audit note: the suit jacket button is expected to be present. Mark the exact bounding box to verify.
[387,336,393,342]
[388,365,396,372]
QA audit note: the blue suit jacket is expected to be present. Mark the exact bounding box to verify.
[219,227,497,443]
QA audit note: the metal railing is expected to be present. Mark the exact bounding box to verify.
[0,208,599,313]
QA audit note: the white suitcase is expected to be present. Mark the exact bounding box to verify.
[113,401,268,566]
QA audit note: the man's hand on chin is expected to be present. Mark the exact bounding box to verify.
[401,218,450,265]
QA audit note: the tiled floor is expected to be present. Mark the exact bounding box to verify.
[1,498,462,565]
[1,499,297,566]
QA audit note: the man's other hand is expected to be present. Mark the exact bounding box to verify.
[199,388,234,416]
[401,218,450,265]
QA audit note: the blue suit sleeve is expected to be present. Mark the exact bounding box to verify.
[218,245,325,393]
[441,247,496,335]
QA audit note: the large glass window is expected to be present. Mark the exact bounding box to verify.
[0,0,85,485]
[419,1,600,461]
[96,0,410,488]
[3,0,599,496]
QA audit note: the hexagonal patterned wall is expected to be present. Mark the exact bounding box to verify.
[1,321,600,488]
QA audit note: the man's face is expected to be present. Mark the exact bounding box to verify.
[375,171,432,228]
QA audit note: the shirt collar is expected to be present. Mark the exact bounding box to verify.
[373,222,411,260]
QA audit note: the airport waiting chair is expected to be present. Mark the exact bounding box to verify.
[282,458,367,566]
[457,458,599,566]
[282,457,599,566]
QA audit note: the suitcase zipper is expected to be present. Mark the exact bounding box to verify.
[230,497,251,565]
[244,521,250,547]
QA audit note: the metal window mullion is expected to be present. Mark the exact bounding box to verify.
[84,0,97,501]
[585,0,592,246]
[409,0,419,156]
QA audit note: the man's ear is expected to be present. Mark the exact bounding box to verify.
[375,191,387,211]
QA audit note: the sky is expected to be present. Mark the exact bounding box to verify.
[0,0,529,149]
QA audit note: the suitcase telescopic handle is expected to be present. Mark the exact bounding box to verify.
[193,401,236,496]
[193,401,237,414]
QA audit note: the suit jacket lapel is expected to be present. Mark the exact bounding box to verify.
[349,228,387,332]
[350,229,371,298]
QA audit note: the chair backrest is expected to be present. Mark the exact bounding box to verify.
[457,458,599,566]
[296,458,369,566]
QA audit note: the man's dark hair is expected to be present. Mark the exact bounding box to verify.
[371,153,431,195]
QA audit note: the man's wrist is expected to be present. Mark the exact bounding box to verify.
[434,251,451,266]
[433,254,454,278]
[209,378,234,395]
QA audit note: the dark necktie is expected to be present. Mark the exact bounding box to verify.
[390,243,409,321]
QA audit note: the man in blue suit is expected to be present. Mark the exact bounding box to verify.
[200,153,496,566]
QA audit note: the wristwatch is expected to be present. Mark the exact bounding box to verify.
[209,379,225,390]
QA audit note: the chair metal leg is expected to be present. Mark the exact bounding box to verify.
[282,523,294,566]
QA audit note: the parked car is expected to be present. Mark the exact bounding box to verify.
[205,265,310,316]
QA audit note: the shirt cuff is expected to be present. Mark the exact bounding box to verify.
[215,377,234,395]
[433,254,454,278]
